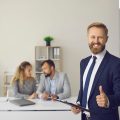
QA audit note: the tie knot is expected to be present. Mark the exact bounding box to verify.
[93,56,97,62]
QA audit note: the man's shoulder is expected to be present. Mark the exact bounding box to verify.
[56,72,68,82]
[80,56,91,64]
[40,74,46,80]
[107,52,120,63]
[57,72,67,77]
[82,56,91,60]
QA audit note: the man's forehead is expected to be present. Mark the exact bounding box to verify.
[42,62,49,68]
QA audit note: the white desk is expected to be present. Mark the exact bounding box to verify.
[0,97,81,120]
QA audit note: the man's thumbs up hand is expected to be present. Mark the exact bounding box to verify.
[96,86,109,108]
[99,86,104,95]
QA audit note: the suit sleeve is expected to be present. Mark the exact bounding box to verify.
[57,73,71,100]
[107,62,120,108]
[77,59,84,104]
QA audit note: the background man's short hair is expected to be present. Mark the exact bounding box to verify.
[41,59,55,68]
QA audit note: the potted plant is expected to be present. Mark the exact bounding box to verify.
[43,36,54,46]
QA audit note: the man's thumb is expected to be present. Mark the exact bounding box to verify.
[99,86,104,95]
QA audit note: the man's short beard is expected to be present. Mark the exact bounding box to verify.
[45,73,51,78]
[89,43,105,54]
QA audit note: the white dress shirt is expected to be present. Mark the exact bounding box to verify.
[83,49,106,110]
[50,78,56,95]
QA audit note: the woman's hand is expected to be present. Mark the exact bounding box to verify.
[28,93,37,99]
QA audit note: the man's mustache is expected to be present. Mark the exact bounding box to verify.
[91,42,102,46]
[44,73,51,78]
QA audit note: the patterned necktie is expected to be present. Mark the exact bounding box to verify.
[82,56,97,107]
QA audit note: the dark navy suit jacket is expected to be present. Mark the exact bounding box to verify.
[77,51,120,120]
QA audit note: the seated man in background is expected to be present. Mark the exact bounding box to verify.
[36,59,71,100]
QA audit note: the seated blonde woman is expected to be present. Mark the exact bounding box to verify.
[11,61,36,99]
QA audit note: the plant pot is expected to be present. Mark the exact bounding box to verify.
[46,41,51,46]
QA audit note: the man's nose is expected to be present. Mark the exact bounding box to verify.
[94,37,99,43]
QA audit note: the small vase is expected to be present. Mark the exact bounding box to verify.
[46,41,51,46]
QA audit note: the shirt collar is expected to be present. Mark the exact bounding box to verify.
[92,49,106,60]
[48,71,58,80]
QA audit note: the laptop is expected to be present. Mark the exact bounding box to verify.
[9,99,35,106]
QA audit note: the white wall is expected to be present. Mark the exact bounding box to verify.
[0,0,119,96]
[119,0,120,8]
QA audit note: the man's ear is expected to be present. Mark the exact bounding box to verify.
[105,36,108,43]
[107,35,109,39]
[51,66,54,71]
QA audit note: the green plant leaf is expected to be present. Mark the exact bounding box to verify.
[43,36,54,42]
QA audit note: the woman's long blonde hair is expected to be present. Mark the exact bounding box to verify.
[11,61,34,86]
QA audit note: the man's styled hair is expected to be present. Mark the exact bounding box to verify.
[87,22,108,36]
[41,59,55,69]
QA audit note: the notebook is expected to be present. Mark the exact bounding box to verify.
[9,99,35,106]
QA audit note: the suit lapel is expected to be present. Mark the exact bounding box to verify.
[89,51,110,100]
[54,72,59,94]
[79,56,91,103]
[47,77,51,92]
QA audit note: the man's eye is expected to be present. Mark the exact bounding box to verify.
[91,36,95,39]
[99,36,103,39]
